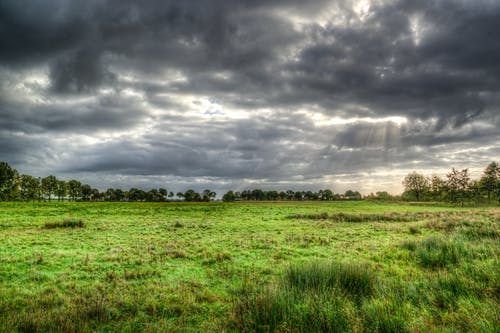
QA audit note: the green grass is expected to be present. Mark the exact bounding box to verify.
[402,236,467,268]
[0,201,498,332]
[284,261,376,298]
[232,261,376,332]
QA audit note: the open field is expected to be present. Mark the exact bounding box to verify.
[0,201,498,332]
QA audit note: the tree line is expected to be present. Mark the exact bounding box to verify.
[221,189,361,201]
[1,161,498,203]
[401,162,500,204]
[0,162,215,202]
[0,161,362,202]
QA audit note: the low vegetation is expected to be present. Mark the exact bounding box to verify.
[232,261,374,332]
[43,219,85,229]
[401,236,466,268]
[290,211,436,222]
[0,201,498,332]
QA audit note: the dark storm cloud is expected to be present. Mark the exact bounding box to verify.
[0,0,499,192]
[276,0,500,123]
[0,89,149,134]
[0,1,91,64]
[62,115,316,179]
[50,48,116,94]
[334,119,500,149]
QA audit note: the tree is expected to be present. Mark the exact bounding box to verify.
[202,189,216,202]
[19,174,40,201]
[108,188,121,201]
[222,190,236,202]
[104,188,118,201]
[267,190,279,200]
[320,189,334,201]
[0,161,18,201]
[304,191,318,200]
[479,162,500,201]
[146,189,164,202]
[429,175,446,201]
[183,189,201,202]
[240,190,251,200]
[293,191,303,200]
[374,191,392,200]
[159,188,168,201]
[41,175,58,201]
[446,168,472,203]
[81,184,92,201]
[344,190,362,200]
[127,188,146,201]
[91,188,101,201]
[402,172,429,201]
[68,180,82,201]
[251,189,265,200]
[55,180,68,201]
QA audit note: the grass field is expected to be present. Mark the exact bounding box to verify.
[0,201,498,332]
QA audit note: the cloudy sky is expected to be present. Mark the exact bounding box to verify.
[1,0,499,194]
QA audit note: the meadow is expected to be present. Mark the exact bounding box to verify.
[0,201,498,332]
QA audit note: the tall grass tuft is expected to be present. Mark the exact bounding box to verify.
[402,237,467,268]
[408,225,421,234]
[361,299,409,333]
[432,274,471,310]
[231,261,376,332]
[291,212,436,222]
[43,219,85,229]
[285,261,376,298]
[232,283,352,332]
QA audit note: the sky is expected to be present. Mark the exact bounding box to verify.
[1,0,499,195]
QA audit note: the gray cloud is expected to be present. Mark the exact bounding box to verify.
[0,0,499,193]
